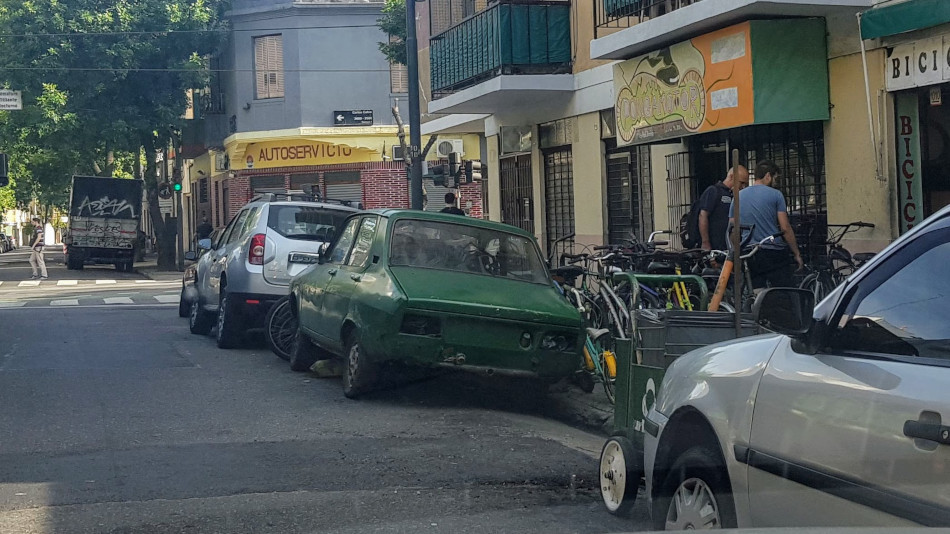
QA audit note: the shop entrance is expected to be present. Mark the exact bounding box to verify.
[918,85,950,217]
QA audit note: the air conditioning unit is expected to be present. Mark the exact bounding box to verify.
[214,152,230,171]
[435,139,464,158]
[392,145,405,161]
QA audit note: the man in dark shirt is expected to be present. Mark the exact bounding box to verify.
[196,216,213,241]
[440,193,465,216]
[699,165,749,251]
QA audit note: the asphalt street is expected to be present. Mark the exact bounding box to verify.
[0,248,651,533]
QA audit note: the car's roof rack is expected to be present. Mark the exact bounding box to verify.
[248,188,363,209]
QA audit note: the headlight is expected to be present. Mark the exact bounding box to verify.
[541,333,575,352]
[183,267,196,283]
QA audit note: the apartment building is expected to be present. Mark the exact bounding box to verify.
[421,0,948,260]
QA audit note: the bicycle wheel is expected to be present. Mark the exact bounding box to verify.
[800,272,832,303]
[598,345,616,405]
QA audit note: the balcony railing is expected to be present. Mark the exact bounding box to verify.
[595,0,701,38]
[430,0,572,96]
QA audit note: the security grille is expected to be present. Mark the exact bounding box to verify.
[543,147,575,258]
[424,180,453,212]
[666,151,695,241]
[606,143,653,245]
[290,173,319,190]
[250,175,285,192]
[324,172,363,206]
[499,154,533,233]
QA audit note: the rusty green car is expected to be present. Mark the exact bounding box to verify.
[288,210,584,398]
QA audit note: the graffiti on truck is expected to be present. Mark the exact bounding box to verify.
[75,196,138,218]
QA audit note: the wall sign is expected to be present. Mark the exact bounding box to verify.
[0,90,22,111]
[886,35,950,91]
[239,140,379,170]
[896,92,924,233]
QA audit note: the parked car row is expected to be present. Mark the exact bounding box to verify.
[0,233,15,252]
[179,194,585,399]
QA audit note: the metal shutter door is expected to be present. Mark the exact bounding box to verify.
[325,182,363,205]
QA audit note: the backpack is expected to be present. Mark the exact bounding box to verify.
[680,198,702,249]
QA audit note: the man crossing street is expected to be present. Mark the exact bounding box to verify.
[29,217,48,280]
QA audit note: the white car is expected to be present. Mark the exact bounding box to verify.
[641,204,950,529]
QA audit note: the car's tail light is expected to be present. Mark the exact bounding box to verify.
[249,233,266,265]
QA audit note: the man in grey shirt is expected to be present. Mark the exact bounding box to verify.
[728,160,803,288]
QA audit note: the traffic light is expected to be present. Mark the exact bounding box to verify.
[173,182,182,192]
[464,160,484,183]
[427,164,448,187]
[172,169,182,192]
[448,152,461,179]
[0,153,8,188]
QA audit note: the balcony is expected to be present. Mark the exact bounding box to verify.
[595,0,700,38]
[429,0,572,97]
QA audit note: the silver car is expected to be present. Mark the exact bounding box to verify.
[643,204,950,529]
[184,194,359,348]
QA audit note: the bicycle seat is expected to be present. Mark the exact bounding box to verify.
[586,328,611,343]
[830,247,852,263]
[853,252,875,263]
[551,265,584,281]
[647,261,676,274]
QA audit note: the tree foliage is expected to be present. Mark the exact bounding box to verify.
[377,0,407,66]
[0,0,227,266]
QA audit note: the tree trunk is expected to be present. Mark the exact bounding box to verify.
[142,138,176,270]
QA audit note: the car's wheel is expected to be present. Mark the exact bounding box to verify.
[600,435,640,517]
[178,287,190,318]
[289,328,320,371]
[215,288,243,349]
[266,297,297,361]
[189,299,213,335]
[343,330,377,399]
[653,445,737,530]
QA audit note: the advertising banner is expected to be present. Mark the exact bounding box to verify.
[241,140,380,170]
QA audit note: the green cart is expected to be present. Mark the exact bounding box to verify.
[597,273,761,517]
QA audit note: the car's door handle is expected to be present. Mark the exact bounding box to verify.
[328,268,338,275]
[350,274,362,282]
[903,419,950,445]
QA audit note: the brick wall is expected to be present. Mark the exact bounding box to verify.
[226,175,251,222]
[362,169,410,209]
[458,182,483,218]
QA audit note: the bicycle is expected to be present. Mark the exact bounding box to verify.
[708,232,786,313]
[799,221,875,302]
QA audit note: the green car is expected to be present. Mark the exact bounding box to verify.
[289,210,584,398]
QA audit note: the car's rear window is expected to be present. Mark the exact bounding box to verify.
[267,205,351,242]
[389,219,549,284]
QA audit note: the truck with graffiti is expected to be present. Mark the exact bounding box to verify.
[64,175,144,272]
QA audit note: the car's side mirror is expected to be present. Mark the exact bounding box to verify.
[317,242,330,264]
[184,251,197,262]
[197,238,212,251]
[753,288,815,337]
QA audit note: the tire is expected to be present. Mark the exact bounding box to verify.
[66,254,83,271]
[266,297,297,362]
[215,288,243,349]
[178,287,190,318]
[342,330,377,399]
[599,435,641,517]
[189,298,213,335]
[289,329,319,371]
[653,445,737,530]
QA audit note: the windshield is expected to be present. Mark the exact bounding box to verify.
[267,205,351,242]
[389,219,549,284]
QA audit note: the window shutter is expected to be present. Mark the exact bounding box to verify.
[254,35,284,99]
[390,62,408,93]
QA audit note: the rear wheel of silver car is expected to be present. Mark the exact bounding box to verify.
[189,299,213,335]
[600,435,640,517]
[266,297,297,362]
[343,332,376,399]
[289,329,320,371]
[654,446,736,530]
[215,289,243,349]
[178,287,190,318]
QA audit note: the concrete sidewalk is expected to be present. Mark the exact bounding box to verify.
[135,256,184,282]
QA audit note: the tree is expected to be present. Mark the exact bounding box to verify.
[0,0,227,269]
[377,0,407,66]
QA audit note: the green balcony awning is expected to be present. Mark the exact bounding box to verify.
[860,0,950,40]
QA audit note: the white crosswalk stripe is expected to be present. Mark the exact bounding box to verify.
[153,294,180,304]
[50,299,80,306]
[135,280,158,284]
[0,301,26,308]
[18,281,40,287]
[95,280,117,285]
[103,297,134,305]
[57,280,78,286]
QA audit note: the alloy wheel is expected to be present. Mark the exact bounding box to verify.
[665,477,722,530]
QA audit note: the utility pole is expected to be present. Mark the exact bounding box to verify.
[406,0,424,210]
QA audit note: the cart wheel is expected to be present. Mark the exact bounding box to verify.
[600,435,641,517]
[573,371,596,393]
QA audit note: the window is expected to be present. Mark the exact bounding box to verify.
[543,147,575,257]
[214,181,221,227]
[216,212,241,249]
[267,205,351,242]
[390,62,408,94]
[499,154,533,233]
[254,35,284,99]
[238,207,262,240]
[347,217,378,268]
[328,217,361,264]
[226,210,251,245]
[832,228,950,361]
[389,219,549,284]
[199,177,209,204]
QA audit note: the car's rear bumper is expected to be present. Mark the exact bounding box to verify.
[226,292,284,327]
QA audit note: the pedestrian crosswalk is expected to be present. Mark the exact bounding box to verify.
[0,293,179,308]
[0,279,166,287]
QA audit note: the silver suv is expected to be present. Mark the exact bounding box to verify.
[185,193,359,348]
